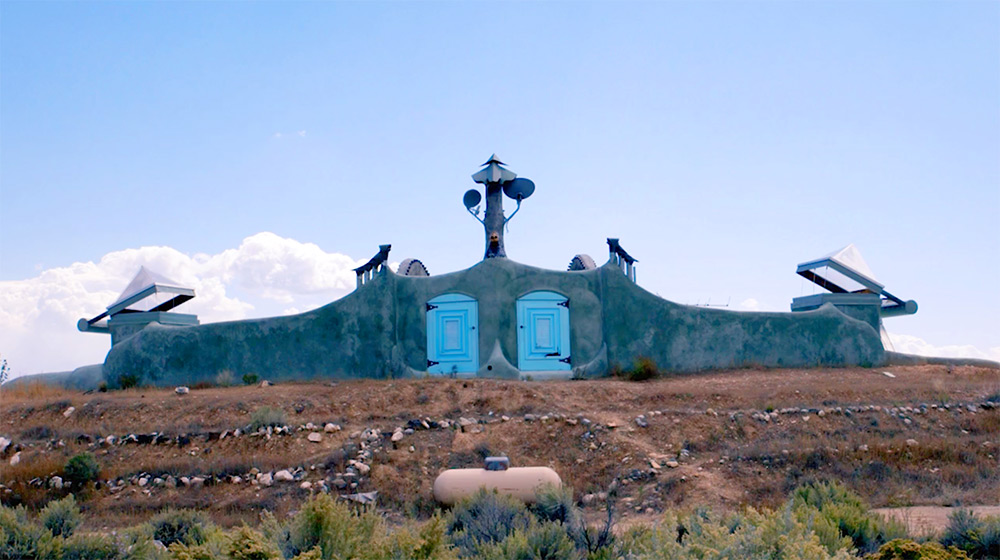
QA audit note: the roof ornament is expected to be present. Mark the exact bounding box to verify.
[464,155,536,260]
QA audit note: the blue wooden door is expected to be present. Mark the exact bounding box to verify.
[516,291,571,371]
[426,293,479,375]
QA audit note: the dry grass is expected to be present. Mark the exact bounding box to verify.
[1,365,997,528]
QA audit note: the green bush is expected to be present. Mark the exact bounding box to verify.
[941,510,1000,559]
[869,539,970,560]
[248,407,287,431]
[0,504,58,559]
[149,509,211,546]
[64,452,101,486]
[790,480,906,554]
[118,373,140,389]
[447,489,533,557]
[242,373,260,386]
[284,493,384,559]
[61,533,121,560]
[228,526,282,560]
[620,357,659,382]
[532,485,581,529]
[40,494,82,538]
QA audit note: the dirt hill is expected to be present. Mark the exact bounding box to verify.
[1,365,997,531]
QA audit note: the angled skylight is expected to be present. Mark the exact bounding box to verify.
[796,244,884,294]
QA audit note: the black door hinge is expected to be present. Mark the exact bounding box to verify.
[559,356,571,364]
[426,303,438,311]
[558,300,570,308]
[427,359,439,368]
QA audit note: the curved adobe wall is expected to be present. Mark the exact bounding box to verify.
[102,259,884,388]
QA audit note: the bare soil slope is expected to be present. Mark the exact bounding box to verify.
[1,365,997,530]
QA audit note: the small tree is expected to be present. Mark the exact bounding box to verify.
[0,357,10,385]
[63,453,100,487]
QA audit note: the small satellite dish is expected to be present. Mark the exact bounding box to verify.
[503,177,535,200]
[463,189,482,209]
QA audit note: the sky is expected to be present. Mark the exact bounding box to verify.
[1,1,998,378]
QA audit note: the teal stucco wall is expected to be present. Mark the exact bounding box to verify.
[100,259,886,388]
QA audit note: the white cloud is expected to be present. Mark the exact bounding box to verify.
[886,332,1000,363]
[0,233,363,378]
[737,298,761,311]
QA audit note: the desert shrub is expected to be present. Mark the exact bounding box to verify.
[20,424,55,441]
[227,526,282,560]
[532,485,581,529]
[63,452,101,486]
[0,504,58,559]
[941,510,1000,559]
[149,509,211,546]
[118,373,140,389]
[447,489,533,557]
[284,493,384,559]
[790,480,906,554]
[869,539,970,560]
[625,507,856,560]
[382,516,457,560]
[290,547,323,560]
[242,373,260,385]
[61,533,121,560]
[619,356,659,382]
[215,370,236,387]
[248,407,286,431]
[40,494,82,537]
[167,542,218,560]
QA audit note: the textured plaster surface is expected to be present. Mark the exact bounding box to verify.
[94,259,887,388]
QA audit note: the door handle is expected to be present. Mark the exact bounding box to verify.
[545,352,560,357]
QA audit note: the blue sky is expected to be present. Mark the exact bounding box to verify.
[1,1,998,376]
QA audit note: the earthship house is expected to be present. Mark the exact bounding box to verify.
[79,156,931,389]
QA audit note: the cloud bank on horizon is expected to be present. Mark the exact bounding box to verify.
[1,233,997,379]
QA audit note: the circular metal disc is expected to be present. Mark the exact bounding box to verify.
[503,177,535,200]
[463,189,482,209]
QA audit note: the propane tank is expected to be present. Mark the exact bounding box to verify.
[432,456,562,505]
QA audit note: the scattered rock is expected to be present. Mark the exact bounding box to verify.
[259,473,273,487]
[274,470,294,482]
[391,431,405,443]
[353,462,371,475]
[49,476,63,490]
[260,380,272,387]
[0,437,10,456]
[300,481,312,489]
[665,460,679,468]
[635,416,649,428]
[190,476,205,487]
[324,423,341,433]
[906,439,918,447]
[62,406,76,418]
[9,452,20,466]
[307,432,323,443]
[175,386,190,395]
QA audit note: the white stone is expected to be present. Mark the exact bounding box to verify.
[262,472,275,486]
[665,460,680,468]
[300,481,312,489]
[324,423,340,433]
[0,437,10,455]
[49,476,63,489]
[274,470,294,482]
[906,439,918,446]
[354,462,370,475]
[138,477,149,487]
[175,386,190,395]
[9,452,20,466]
[390,431,404,443]
[62,406,75,418]
[307,432,323,443]
[190,476,205,487]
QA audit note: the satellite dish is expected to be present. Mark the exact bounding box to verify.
[503,177,535,200]
[463,189,482,209]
